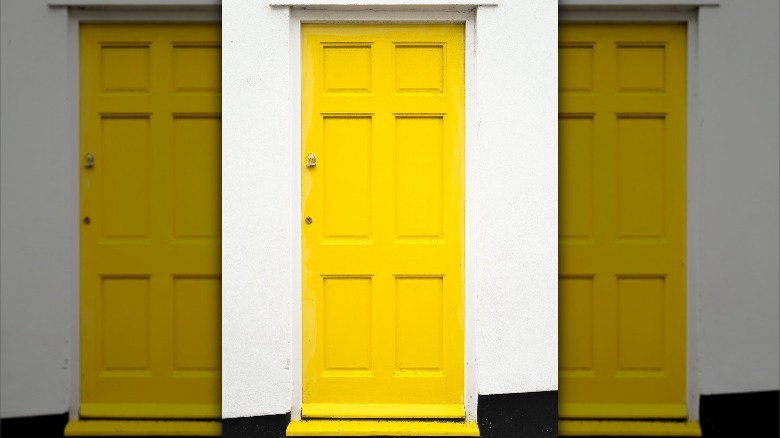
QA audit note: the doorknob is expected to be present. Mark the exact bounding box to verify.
[84,153,95,169]
[306,153,316,168]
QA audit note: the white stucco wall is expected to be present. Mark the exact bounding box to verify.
[0,0,777,422]
[694,0,780,395]
[221,1,294,418]
[0,0,72,418]
[472,2,559,395]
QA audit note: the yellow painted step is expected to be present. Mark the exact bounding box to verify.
[559,403,687,419]
[79,403,220,419]
[64,420,221,436]
[286,420,480,437]
[559,420,702,437]
[302,403,465,419]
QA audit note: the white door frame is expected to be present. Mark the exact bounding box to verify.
[62,6,221,420]
[287,8,479,421]
[559,7,705,421]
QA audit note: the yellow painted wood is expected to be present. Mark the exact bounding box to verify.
[64,420,221,436]
[286,420,480,437]
[302,403,465,419]
[559,420,701,436]
[559,23,687,418]
[559,403,687,419]
[80,403,220,419]
[80,24,221,418]
[301,24,465,412]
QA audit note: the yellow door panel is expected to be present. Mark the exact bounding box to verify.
[80,23,221,418]
[559,23,687,418]
[301,24,465,415]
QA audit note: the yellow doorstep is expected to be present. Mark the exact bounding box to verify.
[287,420,480,437]
[64,420,221,436]
[302,403,465,419]
[559,420,701,437]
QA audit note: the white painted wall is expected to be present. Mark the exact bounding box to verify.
[472,2,559,395]
[221,1,294,418]
[0,0,72,418]
[694,0,780,395]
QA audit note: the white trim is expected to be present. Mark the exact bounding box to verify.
[462,15,477,423]
[685,10,701,422]
[288,7,479,422]
[67,8,220,21]
[559,0,718,8]
[50,0,219,7]
[274,0,497,6]
[559,9,701,422]
[66,11,81,422]
[289,14,303,422]
[559,8,694,21]
[292,8,473,20]
[65,8,221,421]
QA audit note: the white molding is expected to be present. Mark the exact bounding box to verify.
[292,7,473,20]
[274,0,497,6]
[66,11,81,422]
[559,0,718,7]
[685,10,702,422]
[560,8,695,21]
[67,8,220,20]
[289,14,303,422]
[462,15,477,423]
[288,8,479,422]
[50,0,219,7]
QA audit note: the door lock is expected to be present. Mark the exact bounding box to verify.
[306,153,317,168]
[84,153,95,169]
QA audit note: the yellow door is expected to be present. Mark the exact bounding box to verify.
[301,24,465,418]
[80,24,221,418]
[559,23,687,418]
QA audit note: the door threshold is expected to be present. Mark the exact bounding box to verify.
[287,420,480,437]
[64,420,221,436]
[302,403,465,419]
[559,420,701,436]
